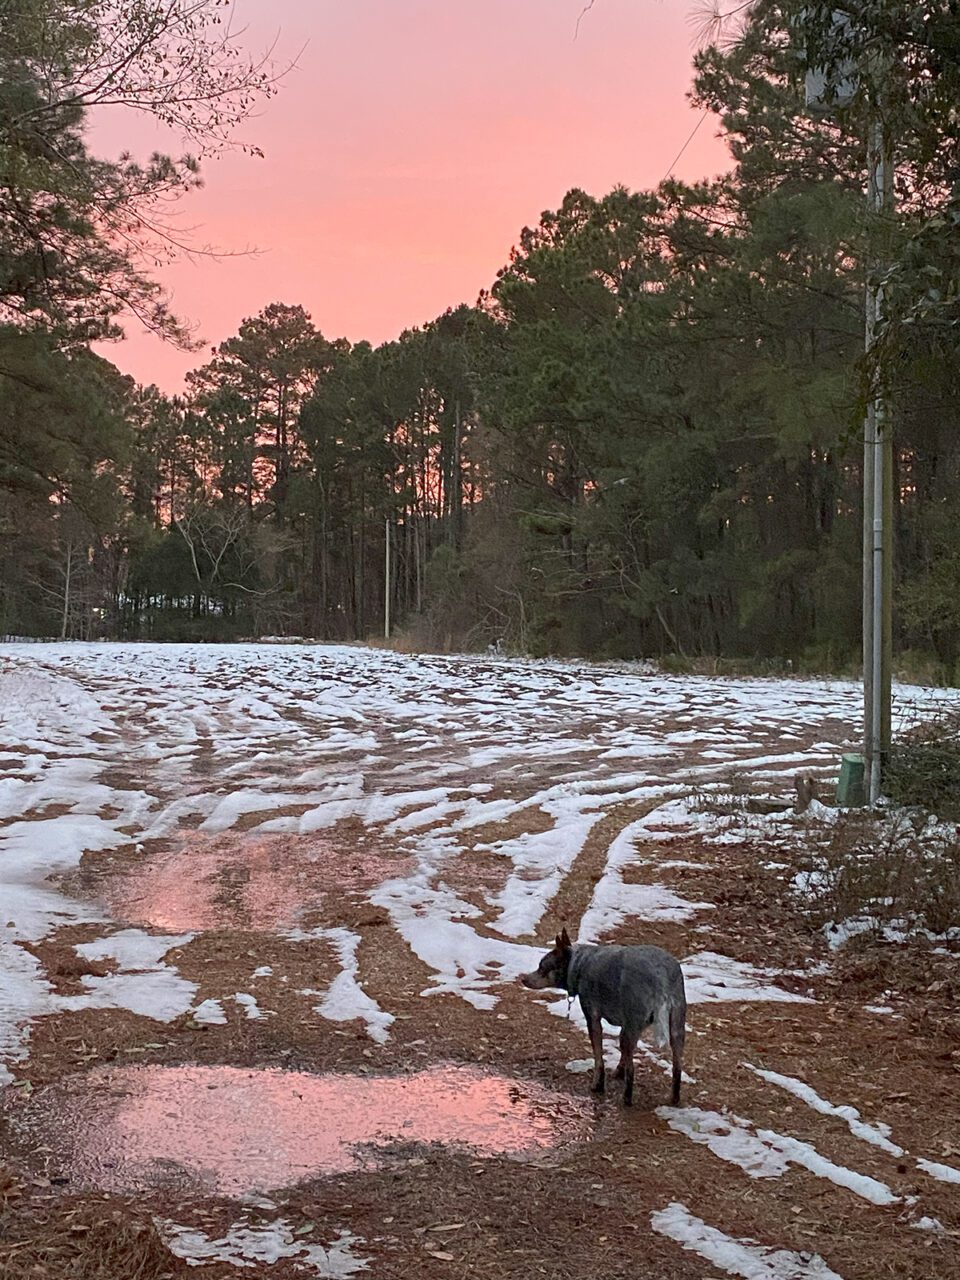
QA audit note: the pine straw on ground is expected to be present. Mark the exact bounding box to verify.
[0,1169,193,1280]
[3,817,960,1280]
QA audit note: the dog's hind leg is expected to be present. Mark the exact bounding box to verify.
[619,1031,637,1106]
[613,1029,631,1079]
[668,1002,686,1106]
[585,1008,605,1094]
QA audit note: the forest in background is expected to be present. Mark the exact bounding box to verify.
[3,2,960,678]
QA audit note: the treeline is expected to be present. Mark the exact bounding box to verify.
[3,2,960,675]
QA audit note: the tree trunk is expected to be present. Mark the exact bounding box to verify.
[60,542,73,640]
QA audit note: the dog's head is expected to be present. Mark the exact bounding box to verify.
[520,927,573,991]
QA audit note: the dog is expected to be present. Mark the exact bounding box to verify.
[520,927,686,1106]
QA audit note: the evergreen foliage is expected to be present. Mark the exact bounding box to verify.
[3,1,960,676]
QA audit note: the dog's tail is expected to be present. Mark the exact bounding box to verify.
[668,995,686,1106]
[652,1002,671,1048]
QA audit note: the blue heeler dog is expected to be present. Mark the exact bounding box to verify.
[521,928,686,1106]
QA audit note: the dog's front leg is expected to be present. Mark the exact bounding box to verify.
[585,1008,605,1094]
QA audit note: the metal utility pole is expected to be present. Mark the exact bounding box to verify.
[864,104,894,804]
[384,517,391,640]
[804,9,894,803]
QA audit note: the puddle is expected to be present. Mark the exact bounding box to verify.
[14,1063,589,1195]
[71,833,412,932]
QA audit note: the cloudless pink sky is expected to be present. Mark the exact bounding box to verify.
[92,0,730,391]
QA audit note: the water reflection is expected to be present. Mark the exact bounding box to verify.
[23,1063,589,1195]
[82,833,410,932]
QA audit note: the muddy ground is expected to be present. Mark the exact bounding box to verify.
[1,648,958,1279]
[3,825,959,1279]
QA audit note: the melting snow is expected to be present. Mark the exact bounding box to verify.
[917,1157,960,1185]
[290,926,394,1044]
[651,1202,844,1279]
[657,1108,899,1205]
[1,643,955,1099]
[0,930,196,1080]
[233,993,265,1020]
[578,814,712,944]
[193,999,227,1026]
[682,954,813,1005]
[75,929,193,971]
[744,1065,903,1156]
[158,1218,369,1275]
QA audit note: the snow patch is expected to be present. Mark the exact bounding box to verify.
[1,930,196,1079]
[70,930,196,1023]
[0,665,115,744]
[657,1108,899,1205]
[290,926,394,1044]
[0,939,56,1082]
[192,999,227,1026]
[744,1065,903,1156]
[912,1216,945,1234]
[75,929,193,971]
[651,1201,844,1279]
[485,802,604,939]
[157,1218,369,1275]
[233,993,264,1020]
[578,815,712,945]
[682,954,813,1005]
[369,843,542,1009]
[564,1058,594,1074]
[917,1157,960,1185]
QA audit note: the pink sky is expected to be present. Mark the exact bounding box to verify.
[92,0,730,392]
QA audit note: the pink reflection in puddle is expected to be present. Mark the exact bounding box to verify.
[22,1064,589,1195]
[84,833,412,932]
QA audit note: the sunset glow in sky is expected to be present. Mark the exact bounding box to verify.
[94,0,731,391]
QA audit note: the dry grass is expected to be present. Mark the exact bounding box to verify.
[886,704,960,820]
[0,1170,188,1280]
[797,811,960,941]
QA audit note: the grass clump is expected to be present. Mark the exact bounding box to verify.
[886,704,960,821]
[797,811,960,941]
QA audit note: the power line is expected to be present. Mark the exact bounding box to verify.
[661,109,711,184]
[571,0,712,185]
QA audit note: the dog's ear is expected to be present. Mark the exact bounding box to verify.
[559,926,572,950]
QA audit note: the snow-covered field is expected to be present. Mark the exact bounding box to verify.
[1,642,957,1278]
[0,642,866,1063]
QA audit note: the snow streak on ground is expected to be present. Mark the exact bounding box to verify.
[651,1202,843,1280]
[290,925,395,1043]
[655,1107,900,1206]
[743,1065,904,1156]
[743,1064,960,1192]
